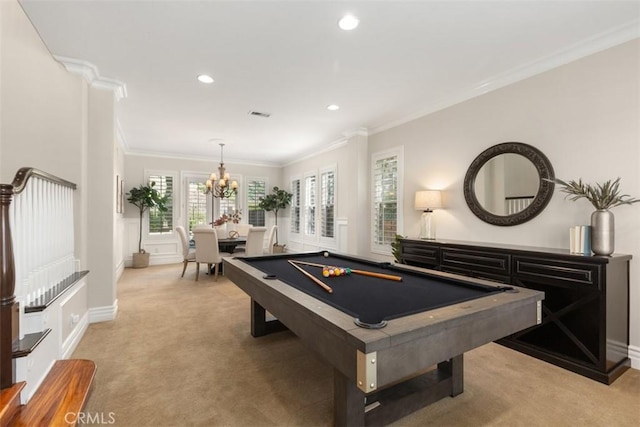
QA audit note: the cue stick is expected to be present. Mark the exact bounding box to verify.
[287,260,333,294]
[291,260,403,282]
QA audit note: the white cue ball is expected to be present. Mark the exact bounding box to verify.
[324,252,329,258]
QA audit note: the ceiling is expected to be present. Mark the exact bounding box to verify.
[19,1,640,166]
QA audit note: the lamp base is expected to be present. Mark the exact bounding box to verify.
[420,210,436,240]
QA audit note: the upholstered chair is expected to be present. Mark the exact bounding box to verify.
[192,227,223,281]
[176,226,196,277]
[265,225,278,254]
[244,227,267,256]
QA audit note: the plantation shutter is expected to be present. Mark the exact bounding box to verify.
[247,179,266,226]
[148,175,173,235]
[320,170,335,238]
[187,181,208,231]
[305,175,316,235]
[291,179,301,234]
[372,155,398,246]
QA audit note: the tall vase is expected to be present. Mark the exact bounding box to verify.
[591,209,614,256]
[215,223,227,238]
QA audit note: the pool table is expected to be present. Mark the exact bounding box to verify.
[224,251,544,426]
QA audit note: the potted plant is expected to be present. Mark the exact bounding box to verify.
[126,181,169,268]
[550,177,639,255]
[258,186,292,253]
[391,234,406,264]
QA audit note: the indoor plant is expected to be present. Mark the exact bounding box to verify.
[258,186,292,252]
[391,234,406,264]
[127,181,169,267]
[551,177,639,255]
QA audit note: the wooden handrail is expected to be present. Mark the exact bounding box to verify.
[11,167,77,194]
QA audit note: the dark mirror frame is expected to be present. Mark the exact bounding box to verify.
[463,142,555,226]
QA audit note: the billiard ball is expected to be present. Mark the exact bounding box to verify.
[323,252,329,258]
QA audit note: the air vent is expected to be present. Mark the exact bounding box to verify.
[248,111,271,118]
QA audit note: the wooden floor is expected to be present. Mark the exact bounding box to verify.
[8,359,96,426]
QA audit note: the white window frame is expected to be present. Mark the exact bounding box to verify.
[245,176,268,227]
[182,171,209,232]
[370,147,404,255]
[144,169,178,240]
[303,172,317,241]
[181,172,244,231]
[318,164,337,247]
[290,177,302,238]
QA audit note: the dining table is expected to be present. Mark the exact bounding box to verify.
[218,237,246,254]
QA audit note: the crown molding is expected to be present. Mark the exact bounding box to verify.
[124,149,283,168]
[282,138,349,167]
[371,20,640,136]
[54,56,128,101]
[342,127,369,138]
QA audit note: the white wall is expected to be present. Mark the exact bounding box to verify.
[368,39,640,360]
[0,0,120,321]
[0,1,85,183]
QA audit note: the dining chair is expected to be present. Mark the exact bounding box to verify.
[192,227,223,281]
[235,223,253,237]
[264,225,278,254]
[244,227,267,256]
[176,226,196,277]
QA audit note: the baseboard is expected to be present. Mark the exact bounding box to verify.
[61,311,89,359]
[89,299,119,323]
[116,259,125,280]
[124,254,182,268]
[629,343,640,370]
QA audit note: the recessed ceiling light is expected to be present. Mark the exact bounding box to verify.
[197,74,214,84]
[327,104,340,111]
[338,15,359,31]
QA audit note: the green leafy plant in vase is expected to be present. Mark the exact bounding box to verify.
[258,186,293,252]
[391,234,406,264]
[127,181,169,267]
[550,177,639,255]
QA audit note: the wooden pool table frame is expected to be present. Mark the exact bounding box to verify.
[224,254,544,426]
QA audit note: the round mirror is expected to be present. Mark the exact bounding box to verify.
[464,142,554,226]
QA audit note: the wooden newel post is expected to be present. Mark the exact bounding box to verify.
[0,183,16,389]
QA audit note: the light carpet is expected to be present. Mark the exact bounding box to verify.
[72,263,640,426]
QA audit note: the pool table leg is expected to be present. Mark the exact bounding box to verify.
[334,368,365,427]
[250,299,287,337]
[333,354,464,426]
[439,354,464,396]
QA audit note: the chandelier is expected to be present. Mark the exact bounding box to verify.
[205,142,238,228]
[205,142,238,199]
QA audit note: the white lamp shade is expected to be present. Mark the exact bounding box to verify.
[415,190,442,211]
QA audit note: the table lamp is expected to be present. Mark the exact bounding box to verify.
[415,190,442,240]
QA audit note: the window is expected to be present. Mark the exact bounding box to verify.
[320,169,335,238]
[290,179,301,234]
[148,174,173,235]
[247,179,266,226]
[186,180,208,232]
[218,192,238,218]
[371,148,403,253]
[304,175,316,236]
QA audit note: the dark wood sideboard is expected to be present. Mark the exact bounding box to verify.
[399,238,631,384]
